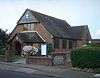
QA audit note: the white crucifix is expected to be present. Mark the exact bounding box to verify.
[25,13,29,18]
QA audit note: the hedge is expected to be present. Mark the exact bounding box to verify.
[0,48,5,55]
[71,45,100,69]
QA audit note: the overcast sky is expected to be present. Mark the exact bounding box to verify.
[0,0,100,39]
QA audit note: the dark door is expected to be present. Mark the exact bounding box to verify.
[15,41,22,55]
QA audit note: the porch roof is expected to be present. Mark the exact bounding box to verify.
[18,31,45,43]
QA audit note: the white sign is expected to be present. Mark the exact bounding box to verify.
[41,44,47,55]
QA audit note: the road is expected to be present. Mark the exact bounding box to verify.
[0,69,95,78]
[0,62,95,78]
[0,69,57,78]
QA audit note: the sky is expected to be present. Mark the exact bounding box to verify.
[0,0,100,39]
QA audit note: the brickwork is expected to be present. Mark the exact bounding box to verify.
[34,23,53,43]
[27,56,52,65]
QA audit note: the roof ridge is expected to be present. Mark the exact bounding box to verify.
[28,9,70,27]
[71,25,88,27]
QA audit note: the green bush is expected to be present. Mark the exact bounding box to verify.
[0,48,6,55]
[87,43,100,47]
[71,45,100,69]
[47,43,53,55]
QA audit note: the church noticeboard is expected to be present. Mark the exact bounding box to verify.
[41,44,47,55]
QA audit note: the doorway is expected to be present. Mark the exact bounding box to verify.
[14,41,22,55]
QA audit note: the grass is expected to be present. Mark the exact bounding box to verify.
[11,55,22,62]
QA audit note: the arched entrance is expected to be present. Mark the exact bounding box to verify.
[14,41,22,55]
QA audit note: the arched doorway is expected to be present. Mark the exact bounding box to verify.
[14,41,22,55]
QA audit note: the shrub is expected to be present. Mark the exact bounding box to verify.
[47,43,53,55]
[0,48,6,55]
[0,29,8,55]
[71,45,100,69]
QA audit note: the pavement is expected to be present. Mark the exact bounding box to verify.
[0,62,95,78]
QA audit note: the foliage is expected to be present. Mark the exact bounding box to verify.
[0,29,8,55]
[71,44,100,69]
[0,29,8,46]
[0,55,5,62]
[47,43,53,55]
[0,48,6,55]
[87,43,100,47]
[10,55,22,62]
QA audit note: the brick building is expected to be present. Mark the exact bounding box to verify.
[7,9,91,65]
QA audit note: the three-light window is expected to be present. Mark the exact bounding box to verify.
[23,23,34,31]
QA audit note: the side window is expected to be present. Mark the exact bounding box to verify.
[62,39,67,49]
[30,24,34,30]
[69,40,73,49]
[27,24,31,30]
[54,38,59,49]
[23,24,28,31]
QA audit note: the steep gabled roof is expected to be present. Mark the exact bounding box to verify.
[18,9,71,39]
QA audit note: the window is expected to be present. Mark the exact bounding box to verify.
[69,40,73,49]
[54,38,59,49]
[23,23,34,31]
[62,39,67,49]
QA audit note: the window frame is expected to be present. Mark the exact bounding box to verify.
[54,38,60,49]
[69,40,73,49]
[62,39,67,49]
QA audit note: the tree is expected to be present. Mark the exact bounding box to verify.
[0,29,8,55]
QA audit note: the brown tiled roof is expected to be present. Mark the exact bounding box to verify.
[66,26,89,39]
[18,31,44,43]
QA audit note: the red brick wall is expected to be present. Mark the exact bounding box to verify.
[34,23,53,43]
[27,56,52,65]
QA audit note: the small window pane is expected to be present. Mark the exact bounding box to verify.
[54,38,59,49]
[69,40,73,49]
[30,24,34,31]
[27,24,31,30]
[62,39,67,49]
[23,23,34,31]
[23,24,28,31]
